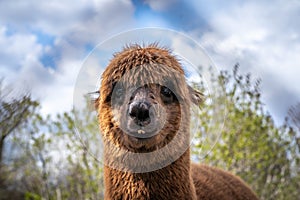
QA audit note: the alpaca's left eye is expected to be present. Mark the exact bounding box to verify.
[160,86,174,103]
[112,84,125,104]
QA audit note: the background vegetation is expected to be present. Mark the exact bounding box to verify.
[1,66,299,200]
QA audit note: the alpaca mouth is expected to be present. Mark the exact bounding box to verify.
[129,134,156,141]
[119,113,164,140]
[125,126,159,139]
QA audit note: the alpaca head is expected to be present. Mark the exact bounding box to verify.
[96,44,203,170]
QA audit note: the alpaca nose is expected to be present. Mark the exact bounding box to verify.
[129,101,151,126]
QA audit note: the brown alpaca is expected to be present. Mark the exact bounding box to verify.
[96,44,259,200]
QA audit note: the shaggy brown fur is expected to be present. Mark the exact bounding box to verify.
[96,44,259,200]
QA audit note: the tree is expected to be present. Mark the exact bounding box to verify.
[0,90,38,166]
[0,81,39,199]
[192,64,300,200]
[48,105,104,199]
[1,93,104,200]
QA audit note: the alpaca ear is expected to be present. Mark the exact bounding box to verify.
[188,85,204,105]
[87,91,100,111]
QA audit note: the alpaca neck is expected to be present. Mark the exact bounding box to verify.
[104,149,197,200]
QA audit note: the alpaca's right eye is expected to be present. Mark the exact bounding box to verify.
[160,86,174,103]
[161,86,172,97]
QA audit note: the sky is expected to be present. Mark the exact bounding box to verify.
[0,0,299,126]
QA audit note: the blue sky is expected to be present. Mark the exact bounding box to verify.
[0,0,299,125]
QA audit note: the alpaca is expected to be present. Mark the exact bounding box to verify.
[96,44,259,200]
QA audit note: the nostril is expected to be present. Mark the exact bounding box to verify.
[129,102,139,118]
[129,101,151,125]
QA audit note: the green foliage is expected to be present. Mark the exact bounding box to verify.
[0,93,39,165]
[192,64,300,200]
[49,106,104,200]
[0,92,103,199]
[0,82,40,199]
[24,192,43,200]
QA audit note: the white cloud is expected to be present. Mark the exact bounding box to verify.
[0,27,42,70]
[187,0,300,124]
[0,0,135,39]
[0,26,51,90]
[0,0,135,116]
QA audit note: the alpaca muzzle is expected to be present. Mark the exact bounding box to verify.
[129,101,151,127]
